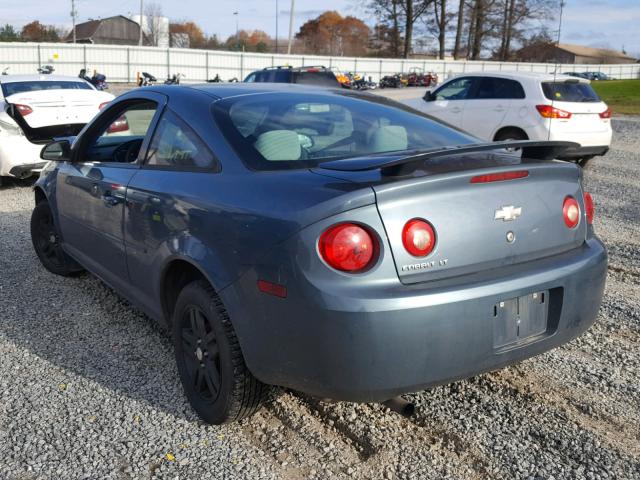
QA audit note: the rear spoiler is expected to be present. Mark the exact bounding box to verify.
[4,103,85,145]
[318,141,580,175]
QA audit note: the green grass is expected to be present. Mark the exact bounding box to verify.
[591,79,640,115]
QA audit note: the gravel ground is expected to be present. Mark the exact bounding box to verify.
[1,118,639,480]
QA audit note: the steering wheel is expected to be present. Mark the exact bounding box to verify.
[113,138,143,163]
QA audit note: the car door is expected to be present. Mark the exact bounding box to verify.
[418,76,476,129]
[55,92,166,289]
[461,76,519,140]
[124,107,221,316]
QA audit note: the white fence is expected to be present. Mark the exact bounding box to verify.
[1,42,639,83]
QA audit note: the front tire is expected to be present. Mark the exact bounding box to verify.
[173,280,271,424]
[30,201,84,276]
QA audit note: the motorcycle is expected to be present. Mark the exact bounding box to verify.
[79,68,108,91]
[164,73,184,85]
[2,67,9,75]
[37,65,55,74]
[379,74,404,89]
[137,72,157,87]
[207,74,223,83]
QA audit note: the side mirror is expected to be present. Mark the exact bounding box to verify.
[423,90,436,102]
[41,140,71,162]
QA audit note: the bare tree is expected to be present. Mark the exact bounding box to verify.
[400,0,433,58]
[368,0,404,57]
[432,0,448,59]
[452,0,465,59]
[144,2,163,46]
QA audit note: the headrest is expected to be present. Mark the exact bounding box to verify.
[368,125,408,153]
[254,130,302,161]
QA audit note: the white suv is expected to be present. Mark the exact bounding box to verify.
[403,72,612,166]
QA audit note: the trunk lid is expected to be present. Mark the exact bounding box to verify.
[371,162,586,284]
[5,89,111,129]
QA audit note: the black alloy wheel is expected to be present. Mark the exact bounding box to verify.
[30,201,83,276]
[179,304,222,402]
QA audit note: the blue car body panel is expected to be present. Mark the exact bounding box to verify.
[34,83,608,402]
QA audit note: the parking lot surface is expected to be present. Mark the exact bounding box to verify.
[0,118,639,480]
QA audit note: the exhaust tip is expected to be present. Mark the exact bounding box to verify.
[382,396,415,417]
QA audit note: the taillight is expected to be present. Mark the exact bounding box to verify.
[14,104,33,116]
[106,115,129,134]
[599,107,612,119]
[402,219,436,257]
[470,170,529,183]
[563,196,580,228]
[536,104,572,119]
[98,101,110,110]
[583,192,594,224]
[318,223,376,272]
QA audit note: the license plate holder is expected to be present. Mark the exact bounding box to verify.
[493,291,548,349]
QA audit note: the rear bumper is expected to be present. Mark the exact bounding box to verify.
[226,237,607,402]
[0,133,45,177]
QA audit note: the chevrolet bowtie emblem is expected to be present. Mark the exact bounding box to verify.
[494,205,522,222]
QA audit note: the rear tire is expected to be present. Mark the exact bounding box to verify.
[30,200,84,276]
[494,128,528,142]
[173,280,272,424]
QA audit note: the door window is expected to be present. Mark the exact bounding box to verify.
[474,77,526,99]
[82,101,158,164]
[145,109,219,171]
[433,78,475,100]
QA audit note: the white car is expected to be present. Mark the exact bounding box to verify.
[403,72,612,166]
[0,75,114,184]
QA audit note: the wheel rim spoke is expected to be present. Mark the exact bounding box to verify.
[182,328,198,351]
[203,359,220,397]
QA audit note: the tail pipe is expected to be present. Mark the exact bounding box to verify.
[382,396,415,417]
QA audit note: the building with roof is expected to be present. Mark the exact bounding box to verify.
[517,41,637,64]
[65,15,149,46]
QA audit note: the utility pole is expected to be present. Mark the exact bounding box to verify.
[71,0,77,43]
[234,11,239,50]
[287,0,294,55]
[275,0,278,54]
[138,0,143,46]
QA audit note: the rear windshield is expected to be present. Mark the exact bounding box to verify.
[214,91,477,170]
[292,71,340,87]
[541,82,600,103]
[1,80,92,97]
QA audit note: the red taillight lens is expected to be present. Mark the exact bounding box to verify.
[583,192,594,224]
[15,104,33,116]
[563,196,580,228]
[98,101,110,110]
[402,219,436,257]
[470,170,529,183]
[536,104,572,119]
[318,223,376,272]
[599,107,612,119]
[106,115,129,133]
[257,280,287,298]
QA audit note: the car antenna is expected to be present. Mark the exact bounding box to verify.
[549,1,566,141]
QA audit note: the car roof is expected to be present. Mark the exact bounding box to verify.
[0,74,90,83]
[181,82,346,100]
[450,71,591,84]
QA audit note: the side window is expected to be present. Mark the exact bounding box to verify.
[434,78,474,101]
[82,101,157,164]
[145,109,219,171]
[474,77,526,99]
[245,73,256,82]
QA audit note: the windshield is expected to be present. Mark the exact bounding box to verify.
[1,80,92,97]
[214,91,477,170]
[541,82,600,103]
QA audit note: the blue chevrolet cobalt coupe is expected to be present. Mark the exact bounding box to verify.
[25,84,606,424]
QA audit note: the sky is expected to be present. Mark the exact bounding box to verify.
[2,0,639,57]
